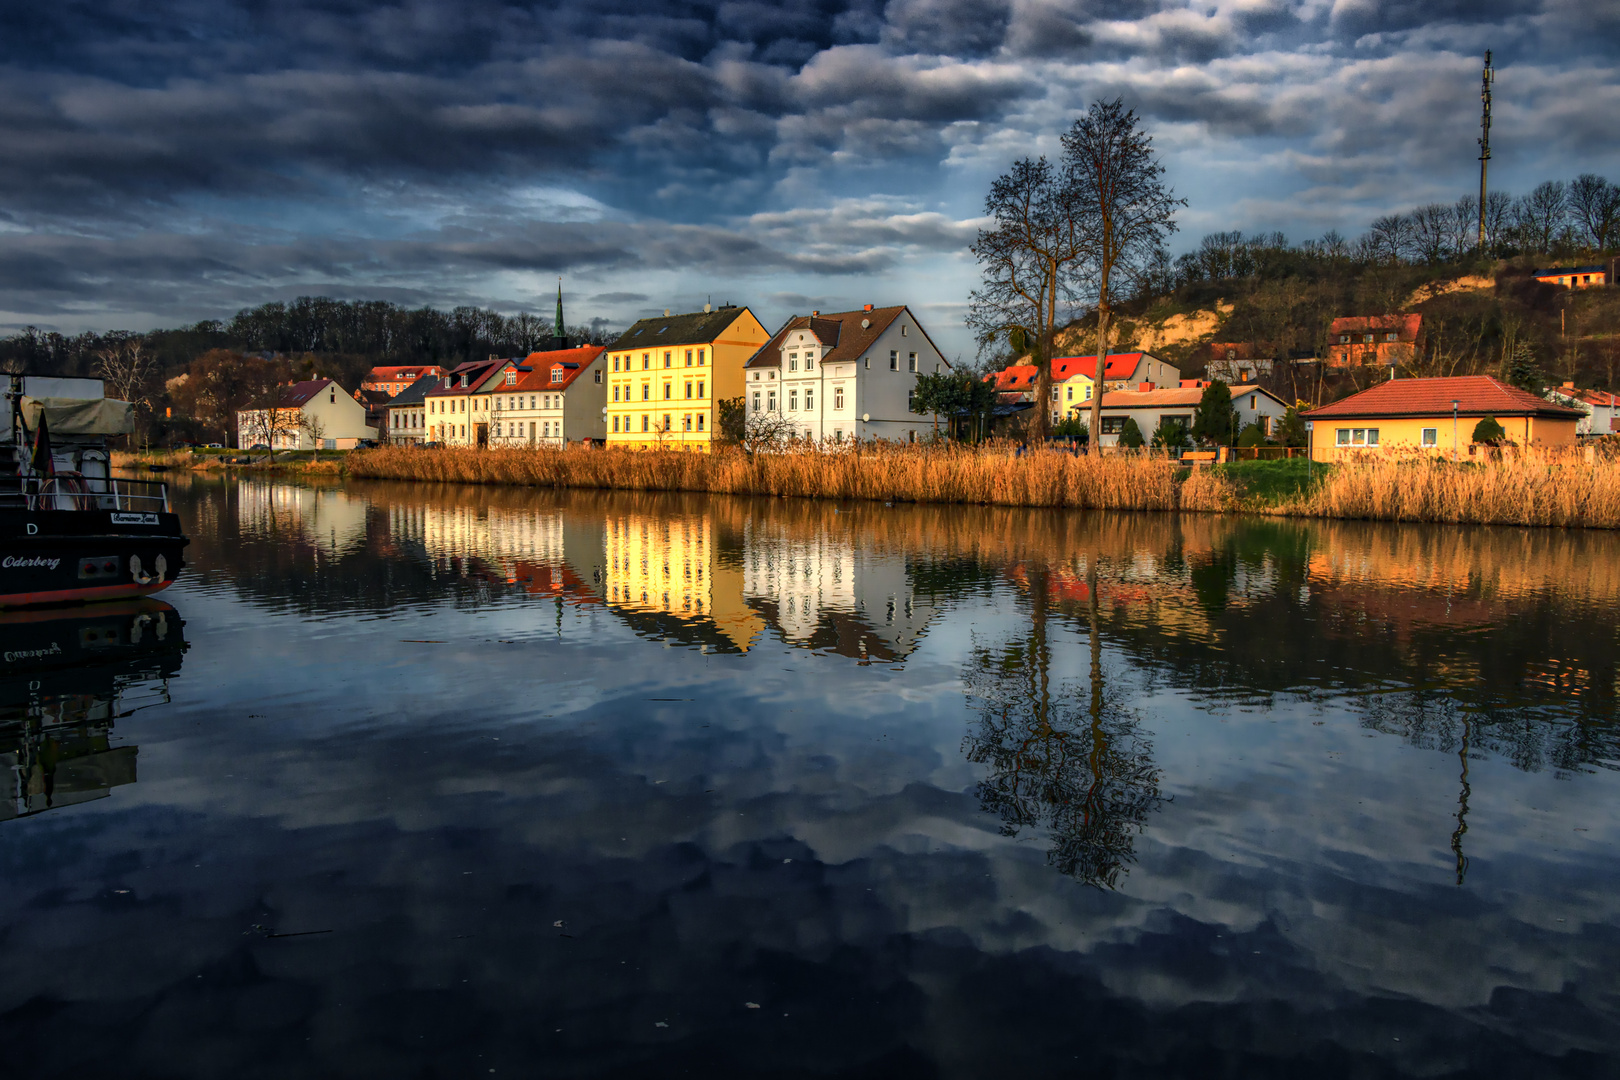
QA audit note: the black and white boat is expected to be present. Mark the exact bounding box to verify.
[0,373,188,607]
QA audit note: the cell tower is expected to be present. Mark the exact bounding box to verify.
[1477,51,1494,251]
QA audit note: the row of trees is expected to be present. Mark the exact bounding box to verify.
[1162,175,1619,293]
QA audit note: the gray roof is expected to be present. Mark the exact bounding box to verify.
[385,375,439,408]
[607,307,753,352]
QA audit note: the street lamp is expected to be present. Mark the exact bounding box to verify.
[1452,399,1459,461]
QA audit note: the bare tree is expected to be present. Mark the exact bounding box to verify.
[1411,203,1453,263]
[966,156,1088,443]
[301,412,328,460]
[1569,174,1620,252]
[1449,195,1479,257]
[739,411,799,457]
[1364,213,1417,264]
[1513,181,1569,254]
[93,335,154,442]
[1064,98,1183,456]
[1482,190,1514,252]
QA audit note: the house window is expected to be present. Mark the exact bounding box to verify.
[789,353,798,371]
[642,415,650,432]
[1339,335,1349,344]
[767,391,777,411]
[1050,386,1059,402]
[1337,428,1380,446]
[1385,333,1397,342]
[552,368,563,383]
[1421,427,1438,446]
[685,382,693,399]
[908,353,917,372]
[663,413,671,431]
[642,385,650,401]
[834,387,844,410]
[696,414,705,431]
[613,415,620,432]
[685,349,693,366]
[613,357,621,372]
[900,325,908,337]
[613,386,620,402]
[805,388,814,410]
[1066,386,1073,401]
[664,383,672,400]
[909,389,917,409]
[752,391,761,412]
[506,370,517,386]
[683,414,692,431]
[889,351,898,370]
[697,381,704,398]
[834,429,842,441]
[1101,417,1125,434]
[805,354,814,370]
[664,352,672,368]
[789,390,799,410]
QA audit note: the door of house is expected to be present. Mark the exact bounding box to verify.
[475,423,488,448]
[529,422,536,445]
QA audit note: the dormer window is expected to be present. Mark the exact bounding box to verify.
[505,370,517,386]
[552,367,564,383]
[460,375,468,388]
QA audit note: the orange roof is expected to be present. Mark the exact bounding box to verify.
[1330,314,1422,341]
[988,353,1147,390]
[503,345,606,393]
[1303,376,1583,420]
[366,365,441,381]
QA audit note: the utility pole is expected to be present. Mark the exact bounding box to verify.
[1477,50,1494,251]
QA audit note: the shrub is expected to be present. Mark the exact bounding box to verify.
[1472,416,1509,445]
[1237,422,1268,448]
[1151,418,1190,449]
[1276,407,1307,448]
[1119,416,1145,449]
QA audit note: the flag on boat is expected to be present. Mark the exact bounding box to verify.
[29,413,53,477]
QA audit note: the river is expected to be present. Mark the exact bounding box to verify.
[1,475,1616,1076]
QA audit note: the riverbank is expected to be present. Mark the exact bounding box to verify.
[113,450,345,475]
[344,444,1620,529]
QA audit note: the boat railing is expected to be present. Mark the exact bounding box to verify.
[0,474,170,513]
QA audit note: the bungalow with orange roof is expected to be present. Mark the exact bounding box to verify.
[1327,315,1423,368]
[1094,383,1289,447]
[488,344,608,446]
[989,352,1180,427]
[1302,375,1582,460]
[1545,382,1620,436]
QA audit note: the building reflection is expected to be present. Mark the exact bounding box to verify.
[601,509,761,652]
[740,520,938,662]
[0,600,187,821]
[237,481,369,558]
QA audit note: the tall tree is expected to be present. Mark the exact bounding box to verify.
[1513,181,1569,254]
[967,156,1088,443]
[1064,99,1183,456]
[1569,174,1620,252]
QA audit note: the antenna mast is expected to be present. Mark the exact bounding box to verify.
[1477,50,1493,251]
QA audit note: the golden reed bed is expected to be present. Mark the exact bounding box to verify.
[339,443,1620,529]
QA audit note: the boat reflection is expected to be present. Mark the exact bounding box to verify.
[0,600,187,821]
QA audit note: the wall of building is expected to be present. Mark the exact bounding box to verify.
[1308,414,1579,459]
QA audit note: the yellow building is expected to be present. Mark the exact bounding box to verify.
[604,304,769,450]
[1303,375,1581,460]
[601,511,761,651]
[424,358,517,447]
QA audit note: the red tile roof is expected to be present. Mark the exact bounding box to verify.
[988,353,1148,391]
[366,365,442,382]
[1098,384,1287,409]
[500,345,606,394]
[1329,314,1422,341]
[425,359,509,397]
[1303,376,1584,420]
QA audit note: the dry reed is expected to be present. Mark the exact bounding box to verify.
[1281,449,1620,529]
[347,443,1620,528]
[348,444,1186,511]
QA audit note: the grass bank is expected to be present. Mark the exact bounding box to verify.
[112,449,345,474]
[346,443,1620,529]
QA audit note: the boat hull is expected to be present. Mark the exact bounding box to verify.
[0,508,188,608]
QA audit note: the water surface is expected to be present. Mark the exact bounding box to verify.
[2,477,1617,1077]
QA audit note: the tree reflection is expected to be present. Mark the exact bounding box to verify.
[962,558,1164,888]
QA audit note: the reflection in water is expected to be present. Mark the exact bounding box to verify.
[4,476,1617,1076]
[963,559,1163,887]
[0,601,186,820]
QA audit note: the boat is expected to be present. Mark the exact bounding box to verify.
[0,373,188,607]
[0,599,187,820]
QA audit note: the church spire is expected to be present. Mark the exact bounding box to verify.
[554,278,565,341]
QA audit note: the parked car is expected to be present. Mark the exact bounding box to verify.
[249,443,270,451]
[354,439,379,449]
[207,442,224,449]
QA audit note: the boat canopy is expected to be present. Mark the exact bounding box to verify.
[19,396,135,437]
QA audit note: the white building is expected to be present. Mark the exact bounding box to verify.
[744,305,949,443]
[488,345,608,446]
[235,378,373,450]
[1545,384,1620,436]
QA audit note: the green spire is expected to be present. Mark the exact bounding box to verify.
[554,278,564,340]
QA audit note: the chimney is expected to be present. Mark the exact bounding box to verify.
[863,304,873,312]
[1564,381,1576,389]
[1138,382,1154,392]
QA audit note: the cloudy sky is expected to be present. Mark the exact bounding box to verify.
[2,0,1616,355]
